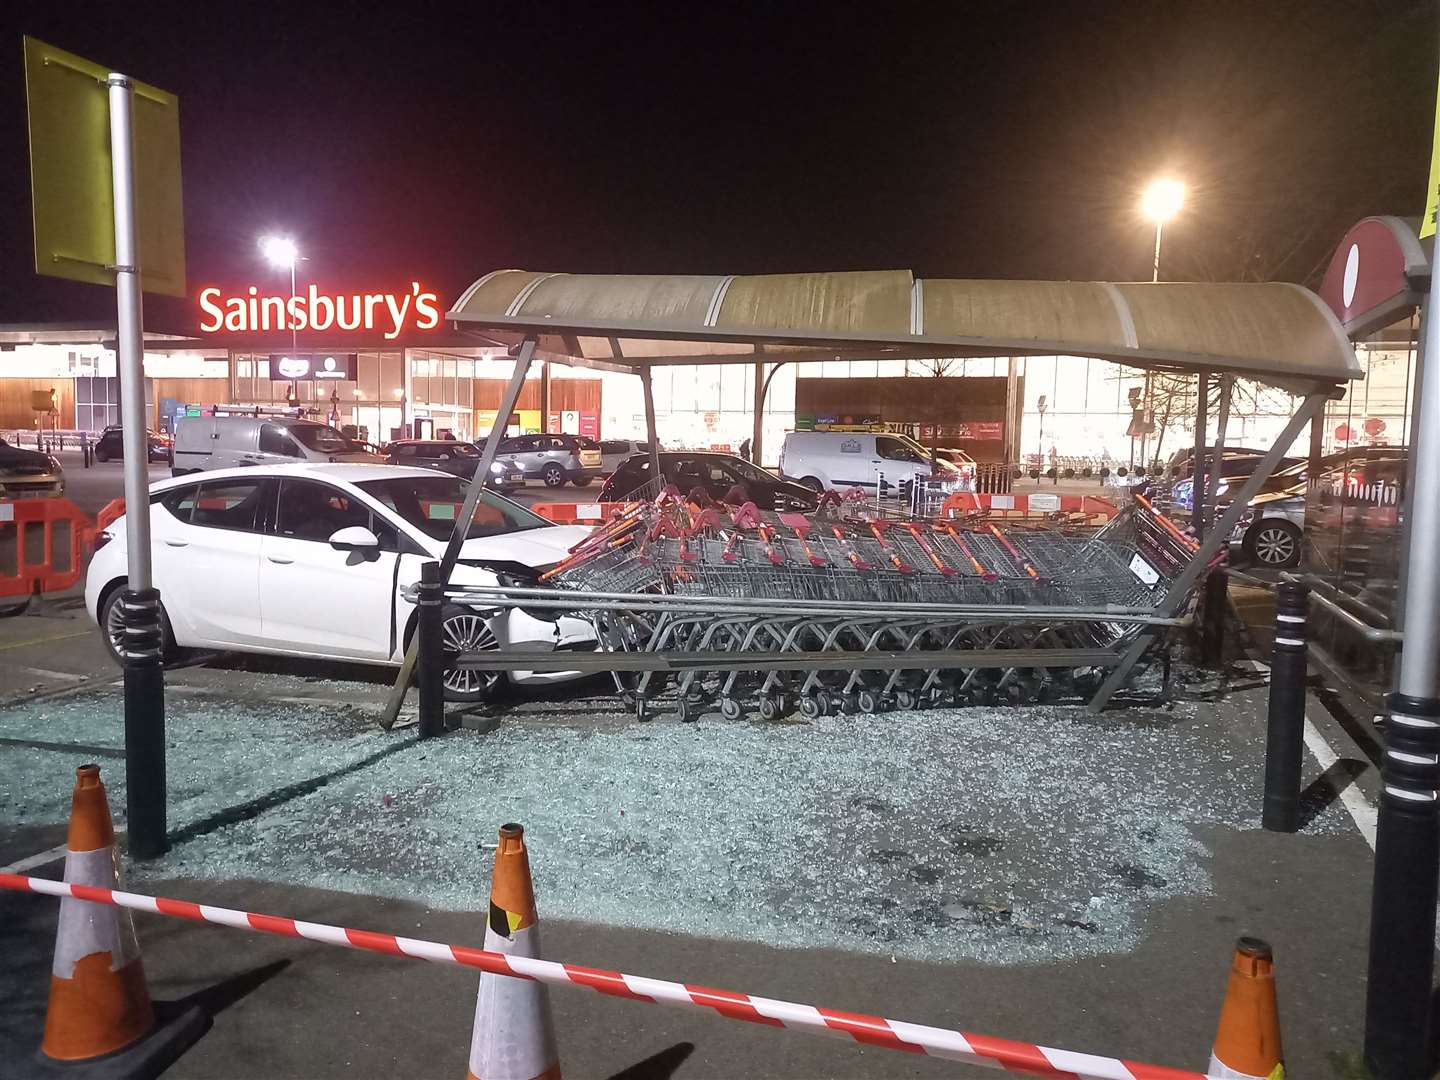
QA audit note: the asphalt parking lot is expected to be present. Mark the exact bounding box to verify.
[0,569,1383,1078]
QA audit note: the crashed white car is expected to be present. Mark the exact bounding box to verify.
[85,463,596,701]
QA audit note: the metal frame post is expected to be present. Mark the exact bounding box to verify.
[1190,371,1208,536]
[751,357,765,465]
[641,365,662,482]
[1364,204,1440,1075]
[1262,579,1308,832]
[417,561,445,738]
[379,338,537,730]
[1089,391,1329,712]
[108,72,167,859]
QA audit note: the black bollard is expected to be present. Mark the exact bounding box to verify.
[1200,568,1228,667]
[120,588,167,858]
[417,561,445,738]
[1262,579,1308,832]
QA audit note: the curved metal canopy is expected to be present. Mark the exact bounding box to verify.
[449,268,1360,387]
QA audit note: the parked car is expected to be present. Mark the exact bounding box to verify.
[599,451,819,511]
[598,438,657,474]
[778,431,970,495]
[173,416,383,475]
[93,426,172,463]
[85,463,597,701]
[0,438,64,498]
[382,439,524,490]
[493,434,603,488]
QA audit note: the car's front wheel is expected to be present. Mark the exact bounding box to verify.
[99,586,177,666]
[94,447,109,463]
[542,463,567,487]
[1243,519,1303,569]
[440,605,503,703]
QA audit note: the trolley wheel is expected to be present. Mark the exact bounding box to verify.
[799,695,822,720]
[634,697,650,722]
[758,695,780,722]
[840,692,860,715]
[676,698,695,723]
[813,689,832,716]
[857,689,880,714]
[719,697,742,721]
[928,685,948,706]
[895,689,918,711]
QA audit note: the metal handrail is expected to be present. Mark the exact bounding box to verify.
[1281,571,1402,643]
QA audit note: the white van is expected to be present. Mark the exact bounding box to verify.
[173,416,383,475]
[778,431,968,494]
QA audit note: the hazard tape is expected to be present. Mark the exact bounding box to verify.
[0,873,1214,1080]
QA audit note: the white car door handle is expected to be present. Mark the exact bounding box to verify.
[266,555,294,565]
[163,539,188,547]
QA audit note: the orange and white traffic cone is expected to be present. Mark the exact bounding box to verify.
[1208,937,1284,1079]
[465,823,561,1080]
[41,764,155,1062]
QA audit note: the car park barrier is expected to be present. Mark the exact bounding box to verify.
[939,490,1120,524]
[529,501,630,524]
[0,497,96,599]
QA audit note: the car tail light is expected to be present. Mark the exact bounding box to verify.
[93,530,113,552]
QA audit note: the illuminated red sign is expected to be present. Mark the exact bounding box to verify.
[198,282,441,341]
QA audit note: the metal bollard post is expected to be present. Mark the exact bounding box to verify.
[417,560,446,738]
[82,432,91,469]
[1262,579,1308,832]
[120,588,168,859]
[1200,568,1229,666]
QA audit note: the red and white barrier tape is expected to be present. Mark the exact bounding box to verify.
[2,872,1212,1079]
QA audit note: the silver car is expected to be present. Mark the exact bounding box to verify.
[494,434,603,488]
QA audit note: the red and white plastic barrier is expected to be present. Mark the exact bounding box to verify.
[529,501,630,524]
[0,872,1213,1080]
[941,492,1120,521]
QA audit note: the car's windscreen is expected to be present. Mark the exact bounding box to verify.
[289,423,364,453]
[722,457,770,483]
[357,475,548,540]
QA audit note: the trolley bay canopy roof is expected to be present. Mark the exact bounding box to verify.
[449,269,1362,389]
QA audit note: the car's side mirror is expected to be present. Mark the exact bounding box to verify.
[329,526,379,551]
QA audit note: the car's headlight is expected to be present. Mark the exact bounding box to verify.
[490,462,505,473]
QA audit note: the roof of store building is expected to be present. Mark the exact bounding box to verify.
[448,269,1361,388]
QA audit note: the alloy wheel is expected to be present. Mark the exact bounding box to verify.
[1253,526,1298,566]
[441,612,501,697]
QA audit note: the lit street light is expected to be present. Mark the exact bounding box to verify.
[1140,179,1185,283]
[259,235,301,405]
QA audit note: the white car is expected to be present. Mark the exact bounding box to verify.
[85,463,597,701]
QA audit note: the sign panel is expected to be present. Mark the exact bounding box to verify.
[265,354,358,381]
[1424,68,1440,239]
[199,284,440,340]
[24,36,185,296]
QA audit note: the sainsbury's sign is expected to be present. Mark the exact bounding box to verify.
[198,282,441,340]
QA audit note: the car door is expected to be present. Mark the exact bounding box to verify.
[497,435,538,475]
[258,477,404,660]
[155,476,270,647]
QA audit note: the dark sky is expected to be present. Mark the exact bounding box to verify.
[0,0,1434,332]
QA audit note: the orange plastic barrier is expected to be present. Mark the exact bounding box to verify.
[939,491,1119,523]
[0,498,97,598]
[530,502,631,524]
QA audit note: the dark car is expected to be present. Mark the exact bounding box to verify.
[0,438,64,498]
[599,451,819,512]
[93,426,171,463]
[382,439,525,490]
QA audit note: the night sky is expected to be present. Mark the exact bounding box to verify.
[0,0,1434,333]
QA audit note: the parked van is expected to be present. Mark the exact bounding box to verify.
[778,431,969,494]
[173,416,383,475]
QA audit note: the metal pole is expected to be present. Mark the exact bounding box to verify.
[108,72,166,860]
[1364,185,1440,1074]
[1152,221,1163,283]
[1207,374,1233,535]
[378,339,536,730]
[1262,579,1308,832]
[416,561,445,738]
[289,261,298,407]
[642,365,662,483]
[752,357,765,466]
[1191,371,1209,536]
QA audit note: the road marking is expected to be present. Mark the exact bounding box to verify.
[0,629,91,652]
[17,667,86,681]
[1,842,69,875]
[1303,717,1378,849]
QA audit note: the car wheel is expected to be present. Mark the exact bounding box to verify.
[99,586,177,667]
[542,463,567,487]
[799,476,824,493]
[94,448,109,463]
[440,605,503,703]
[1244,519,1303,569]
[571,475,593,488]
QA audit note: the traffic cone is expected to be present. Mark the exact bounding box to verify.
[1208,937,1284,1079]
[37,764,209,1076]
[465,823,561,1080]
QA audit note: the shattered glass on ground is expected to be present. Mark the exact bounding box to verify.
[0,680,1360,966]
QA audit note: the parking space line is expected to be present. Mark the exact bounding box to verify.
[17,666,86,681]
[0,628,91,652]
[0,842,69,875]
[1302,717,1378,849]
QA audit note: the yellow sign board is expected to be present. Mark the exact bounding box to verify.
[23,36,185,296]
[1423,67,1440,239]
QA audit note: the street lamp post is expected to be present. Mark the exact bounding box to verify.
[1138,180,1185,465]
[259,235,300,405]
